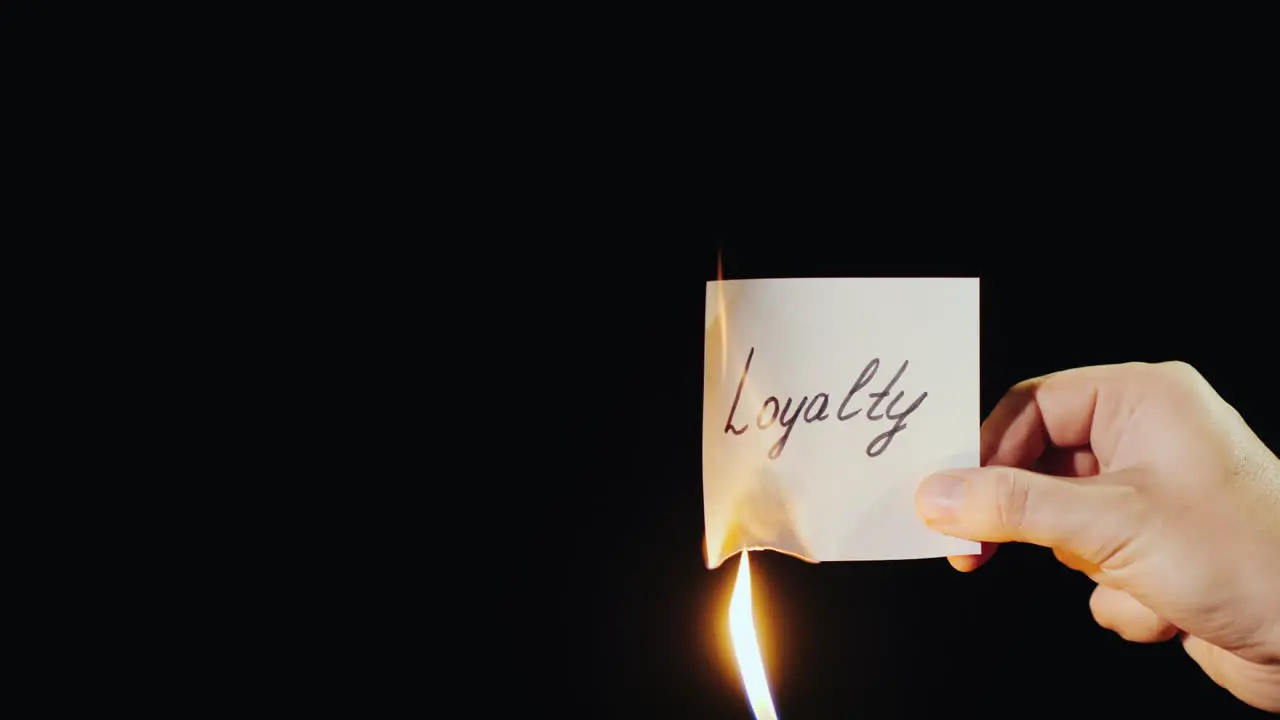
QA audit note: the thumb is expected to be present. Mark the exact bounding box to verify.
[915,466,1137,565]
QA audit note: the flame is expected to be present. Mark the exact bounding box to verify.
[729,551,779,720]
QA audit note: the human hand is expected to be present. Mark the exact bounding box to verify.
[914,362,1280,712]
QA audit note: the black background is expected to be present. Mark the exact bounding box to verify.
[3,4,1275,717]
[524,227,1278,719]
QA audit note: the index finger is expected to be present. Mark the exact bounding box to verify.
[980,363,1141,471]
[950,364,1140,572]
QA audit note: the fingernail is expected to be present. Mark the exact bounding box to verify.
[917,473,966,522]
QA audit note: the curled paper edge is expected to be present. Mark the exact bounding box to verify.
[705,541,821,571]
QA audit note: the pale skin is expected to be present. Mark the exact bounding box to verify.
[915,361,1280,712]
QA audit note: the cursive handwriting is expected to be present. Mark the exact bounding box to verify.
[723,346,927,459]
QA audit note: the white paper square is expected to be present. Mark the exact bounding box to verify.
[703,278,981,568]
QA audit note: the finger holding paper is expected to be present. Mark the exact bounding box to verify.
[935,366,1141,571]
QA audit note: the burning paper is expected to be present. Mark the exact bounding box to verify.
[703,278,981,569]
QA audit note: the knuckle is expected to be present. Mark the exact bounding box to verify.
[1153,360,1215,403]
[1084,484,1146,569]
[1113,360,1210,402]
[992,469,1031,534]
[1159,358,1195,374]
[1157,360,1205,386]
[1116,360,1156,375]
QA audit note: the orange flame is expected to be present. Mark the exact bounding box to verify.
[729,551,779,720]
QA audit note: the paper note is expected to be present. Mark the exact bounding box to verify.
[703,278,981,569]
